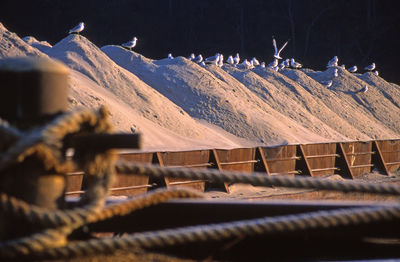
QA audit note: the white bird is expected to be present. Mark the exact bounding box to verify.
[290,58,302,69]
[340,64,346,70]
[364,63,376,71]
[187,53,195,60]
[251,57,260,66]
[68,22,84,35]
[283,59,290,67]
[218,54,224,67]
[205,53,220,65]
[373,70,379,76]
[273,66,279,72]
[240,59,251,69]
[321,80,333,88]
[233,53,240,65]
[360,85,368,93]
[200,61,206,67]
[348,65,357,73]
[168,53,174,59]
[327,56,338,67]
[279,62,285,70]
[267,58,279,68]
[260,62,266,68]
[333,68,339,77]
[121,37,138,50]
[193,54,203,63]
[226,55,234,65]
[272,37,289,60]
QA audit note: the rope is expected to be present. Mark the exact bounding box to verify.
[115,161,400,195]
[9,204,400,260]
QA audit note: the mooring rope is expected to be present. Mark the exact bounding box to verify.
[1,106,400,260]
[116,161,400,196]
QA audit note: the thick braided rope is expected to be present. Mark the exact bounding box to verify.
[16,204,400,260]
[0,188,204,259]
[0,188,203,229]
[116,161,400,195]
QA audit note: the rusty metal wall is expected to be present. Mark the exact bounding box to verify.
[341,141,373,177]
[260,145,298,175]
[376,139,400,173]
[65,140,400,195]
[302,143,337,177]
[156,150,211,192]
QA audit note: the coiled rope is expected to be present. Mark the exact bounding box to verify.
[1,107,400,260]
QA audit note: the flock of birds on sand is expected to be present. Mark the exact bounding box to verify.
[68,22,377,94]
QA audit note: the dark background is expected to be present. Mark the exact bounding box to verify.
[1,0,400,84]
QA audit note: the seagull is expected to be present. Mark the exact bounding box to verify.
[260,62,266,68]
[193,54,203,63]
[340,64,346,70]
[187,53,195,61]
[373,70,379,76]
[290,58,302,69]
[333,68,339,77]
[68,22,84,35]
[348,65,357,73]
[205,53,220,65]
[273,66,279,72]
[200,61,206,67]
[364,63,376,71]
[168,53,174,59]
[327,56,338,68]
[218,54,224,67]
[226,55,234,65]
[233,53,240,65]
[279,62,285,70]
[251,57,260,66]
[360,85,368,93]
[283,59,290,68]
[321,80,333,88]
[240,59,251,69]
[267,58,279,68]
[272,37,289,60]
[121,37,138,51]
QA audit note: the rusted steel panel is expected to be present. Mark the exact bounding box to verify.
[157,150,210,192]
[65,172,84,196]
[260,145,297,175]
[341,141,373,177]
[113,153,153,196]
[214,148,256,173]
[377,139,400,172]
[302,143,337,177]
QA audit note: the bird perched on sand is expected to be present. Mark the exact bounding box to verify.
[187,53,195,61]
[321,80,333,88]
[373,70,379,76]
[327,56,338,68]
[364,63,376,71]
[193,54,203,63]
[260,62,266,68]
[233,53,240,66]
[333,68,339,78]
[290,58,302,69]
[283,59,290,68]
[68,22,84,35]
[272,37,289,60]
[360,85,368,93]
[340,64,346,70]
[121,37,138,51]
[205,53,220,65]
[348,65,357,73]
[240,59,252,69]
[218,54,224,67]
[226,55,234,65]
[267,58,279,68]
[251,57,260,67]
[200,61,206,67]
[168,53,174,59]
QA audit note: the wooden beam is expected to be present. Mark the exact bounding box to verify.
[372,140,390,176]
[335,143,354,179]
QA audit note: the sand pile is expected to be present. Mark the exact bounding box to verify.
[102,45,328,144]
[1,22,400,150]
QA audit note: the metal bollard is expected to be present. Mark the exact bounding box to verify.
[0,57,69,239]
